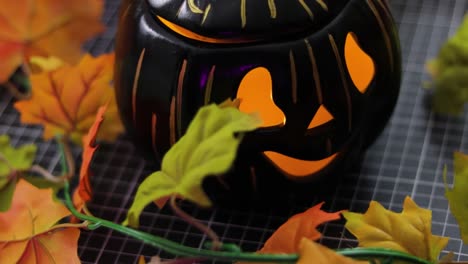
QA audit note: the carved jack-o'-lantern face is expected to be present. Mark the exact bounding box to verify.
[235,32,376,179]
[114,0,401,200]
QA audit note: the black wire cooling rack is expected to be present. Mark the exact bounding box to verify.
[1,0,468,263]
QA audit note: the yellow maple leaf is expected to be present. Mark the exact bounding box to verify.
[343,196,448,262]
[29,56,64,73]
[14,53,123,145]
[0,179,80,263]
[298,238,368,264]
[0,0,104,83]
[444,152,468,244]
[123,104,261,227]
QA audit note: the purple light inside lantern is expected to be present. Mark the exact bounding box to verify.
[199,71,209,89]
[199,64,257,91]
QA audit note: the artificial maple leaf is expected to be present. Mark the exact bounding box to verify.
[297,238,367,264]
[0,179,80,263]
[29,56,64,73]
[259,202,344,254]
[444,151,468,244]
[0,0,104,83]
[343,196,449,262]
[425,14,468,115]
[0,135,37,212]
[123,104,261,227]
[73,105,106,214]
[14,53,123,145]
[219,98,241,109]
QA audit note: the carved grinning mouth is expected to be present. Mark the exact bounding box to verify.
[263,151,338,178]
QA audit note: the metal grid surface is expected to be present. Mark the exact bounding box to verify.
[1,0,468,263]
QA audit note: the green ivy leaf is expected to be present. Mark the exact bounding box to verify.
[123,104,261,227]
[426,14,468,115]
[0,135,37,211]
[444,152,468,244]
[0,180,16,212]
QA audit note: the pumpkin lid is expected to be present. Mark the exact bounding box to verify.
[147,0,350,42]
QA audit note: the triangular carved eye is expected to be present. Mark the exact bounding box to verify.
[307,104,334,130]
[237,67,286,128]
[345,32,375,93]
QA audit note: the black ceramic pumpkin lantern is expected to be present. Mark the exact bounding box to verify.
[115,0,401,204]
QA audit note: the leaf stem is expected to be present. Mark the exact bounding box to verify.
[29,165,63,183]
[47,221,90,232]
[169,195,221,250]
[26,137,74,182]
[82,204,94,217]
[0,221,89,243]
[58,136,75,180]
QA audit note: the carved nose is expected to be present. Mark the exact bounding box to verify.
[307,104,334,130]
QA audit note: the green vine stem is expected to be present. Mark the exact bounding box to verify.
[62,181,297,262]
[57,142,432,263]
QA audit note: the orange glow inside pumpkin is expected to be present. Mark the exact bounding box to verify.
[263,151,338,177]
[237,67,339,178]
[157,16,252,44]
[237,67,286,128]
[308,105,334,130]
[344,32,375,93]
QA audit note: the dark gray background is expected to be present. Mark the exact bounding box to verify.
[0,0,467,263]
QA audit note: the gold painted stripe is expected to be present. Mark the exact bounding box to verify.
[268,0,277,18]
[289,50,298,104]
[298,0,314,19]
[188,0,204,13]
[305,39,323,104]
[326,138,332,155]
[132,48,146,125]
[216,177,231,190]
[204,65,216,105]
[367,0,394,70]
[170,96,176,145]
[201,4,211,25]
[176,60,188,138]
[121,1,134,20]
[241,0,247,28]
[316,0,328,11]
[250,166,257,191]
[376,0,392,20]
[329,34,352,131]
[151,113,158,155]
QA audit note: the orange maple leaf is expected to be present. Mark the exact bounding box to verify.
[73,105,106,213]
[0,0,104,83]
[260,202,344,254]
[0,179,81,263]
[297,238,367,264]
[14,53,123,145]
